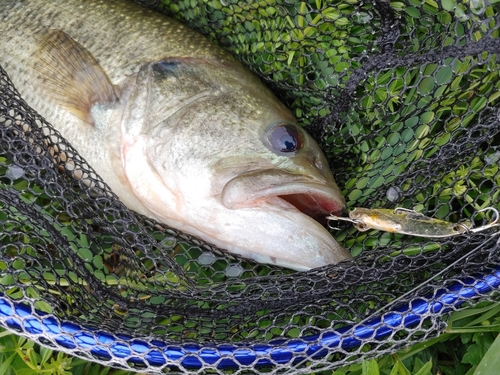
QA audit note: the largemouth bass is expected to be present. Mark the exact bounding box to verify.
[0,0,351,271]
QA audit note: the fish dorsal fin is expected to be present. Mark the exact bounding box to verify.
[34,29,118,125]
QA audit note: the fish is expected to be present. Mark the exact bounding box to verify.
[0,0,351,271]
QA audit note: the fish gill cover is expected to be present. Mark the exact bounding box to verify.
[0,0,499,373]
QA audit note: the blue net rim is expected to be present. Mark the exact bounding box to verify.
[0,266,498,370]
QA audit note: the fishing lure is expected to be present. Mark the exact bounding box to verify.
[327,207,500,238]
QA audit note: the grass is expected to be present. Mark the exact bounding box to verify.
[0,328,132,375]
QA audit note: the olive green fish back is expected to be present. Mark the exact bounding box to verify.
[0,0,499,373]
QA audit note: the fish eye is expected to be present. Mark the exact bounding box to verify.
[267,124,303,153]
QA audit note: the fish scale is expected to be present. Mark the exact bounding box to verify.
[0,0,350,270]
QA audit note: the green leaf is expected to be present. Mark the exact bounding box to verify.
[28,347,38,367]
[362,359,380,375]
[322,7,340,20]
[414,360,433,375]
[98,367,112,375]
[395,334,450,361]
[16,369,37,375]
[474,333,500,375]
[389,360,411,375]
[0,329,15,339]
[0,353,16,374]
[39,346,53,365]
[448,302,500,329]
[404,6,421,17]
[463,343,483,366]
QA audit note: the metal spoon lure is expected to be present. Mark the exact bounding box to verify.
[326,207,500,238]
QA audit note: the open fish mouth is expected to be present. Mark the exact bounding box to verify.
[278,192,342,220]
[221,170,345,220]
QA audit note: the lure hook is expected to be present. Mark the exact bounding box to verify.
[393,207,422,215]
[465,207,500,234]
[326,214,367,231]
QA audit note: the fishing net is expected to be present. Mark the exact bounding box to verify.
[0,0,499,373]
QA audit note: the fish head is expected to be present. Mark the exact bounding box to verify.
[119,57,351,271]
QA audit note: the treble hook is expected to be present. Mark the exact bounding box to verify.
[467,207,500,233]
[326,214,368,231]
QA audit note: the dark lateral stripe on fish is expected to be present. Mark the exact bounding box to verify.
[152,60,181,74]
[151,57,227,76]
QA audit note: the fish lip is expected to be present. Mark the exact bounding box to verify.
[221,170,346,218]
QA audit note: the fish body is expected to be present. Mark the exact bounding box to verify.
[0,0,351,270]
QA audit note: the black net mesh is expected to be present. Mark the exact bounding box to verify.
[0,0,499,373]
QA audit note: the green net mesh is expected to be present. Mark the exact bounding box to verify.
[0,0,499,373]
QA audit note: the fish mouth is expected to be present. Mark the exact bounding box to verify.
[221,170,345,220]
[278,193,340,221]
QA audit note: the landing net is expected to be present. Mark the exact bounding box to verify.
[0,0,499,373]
